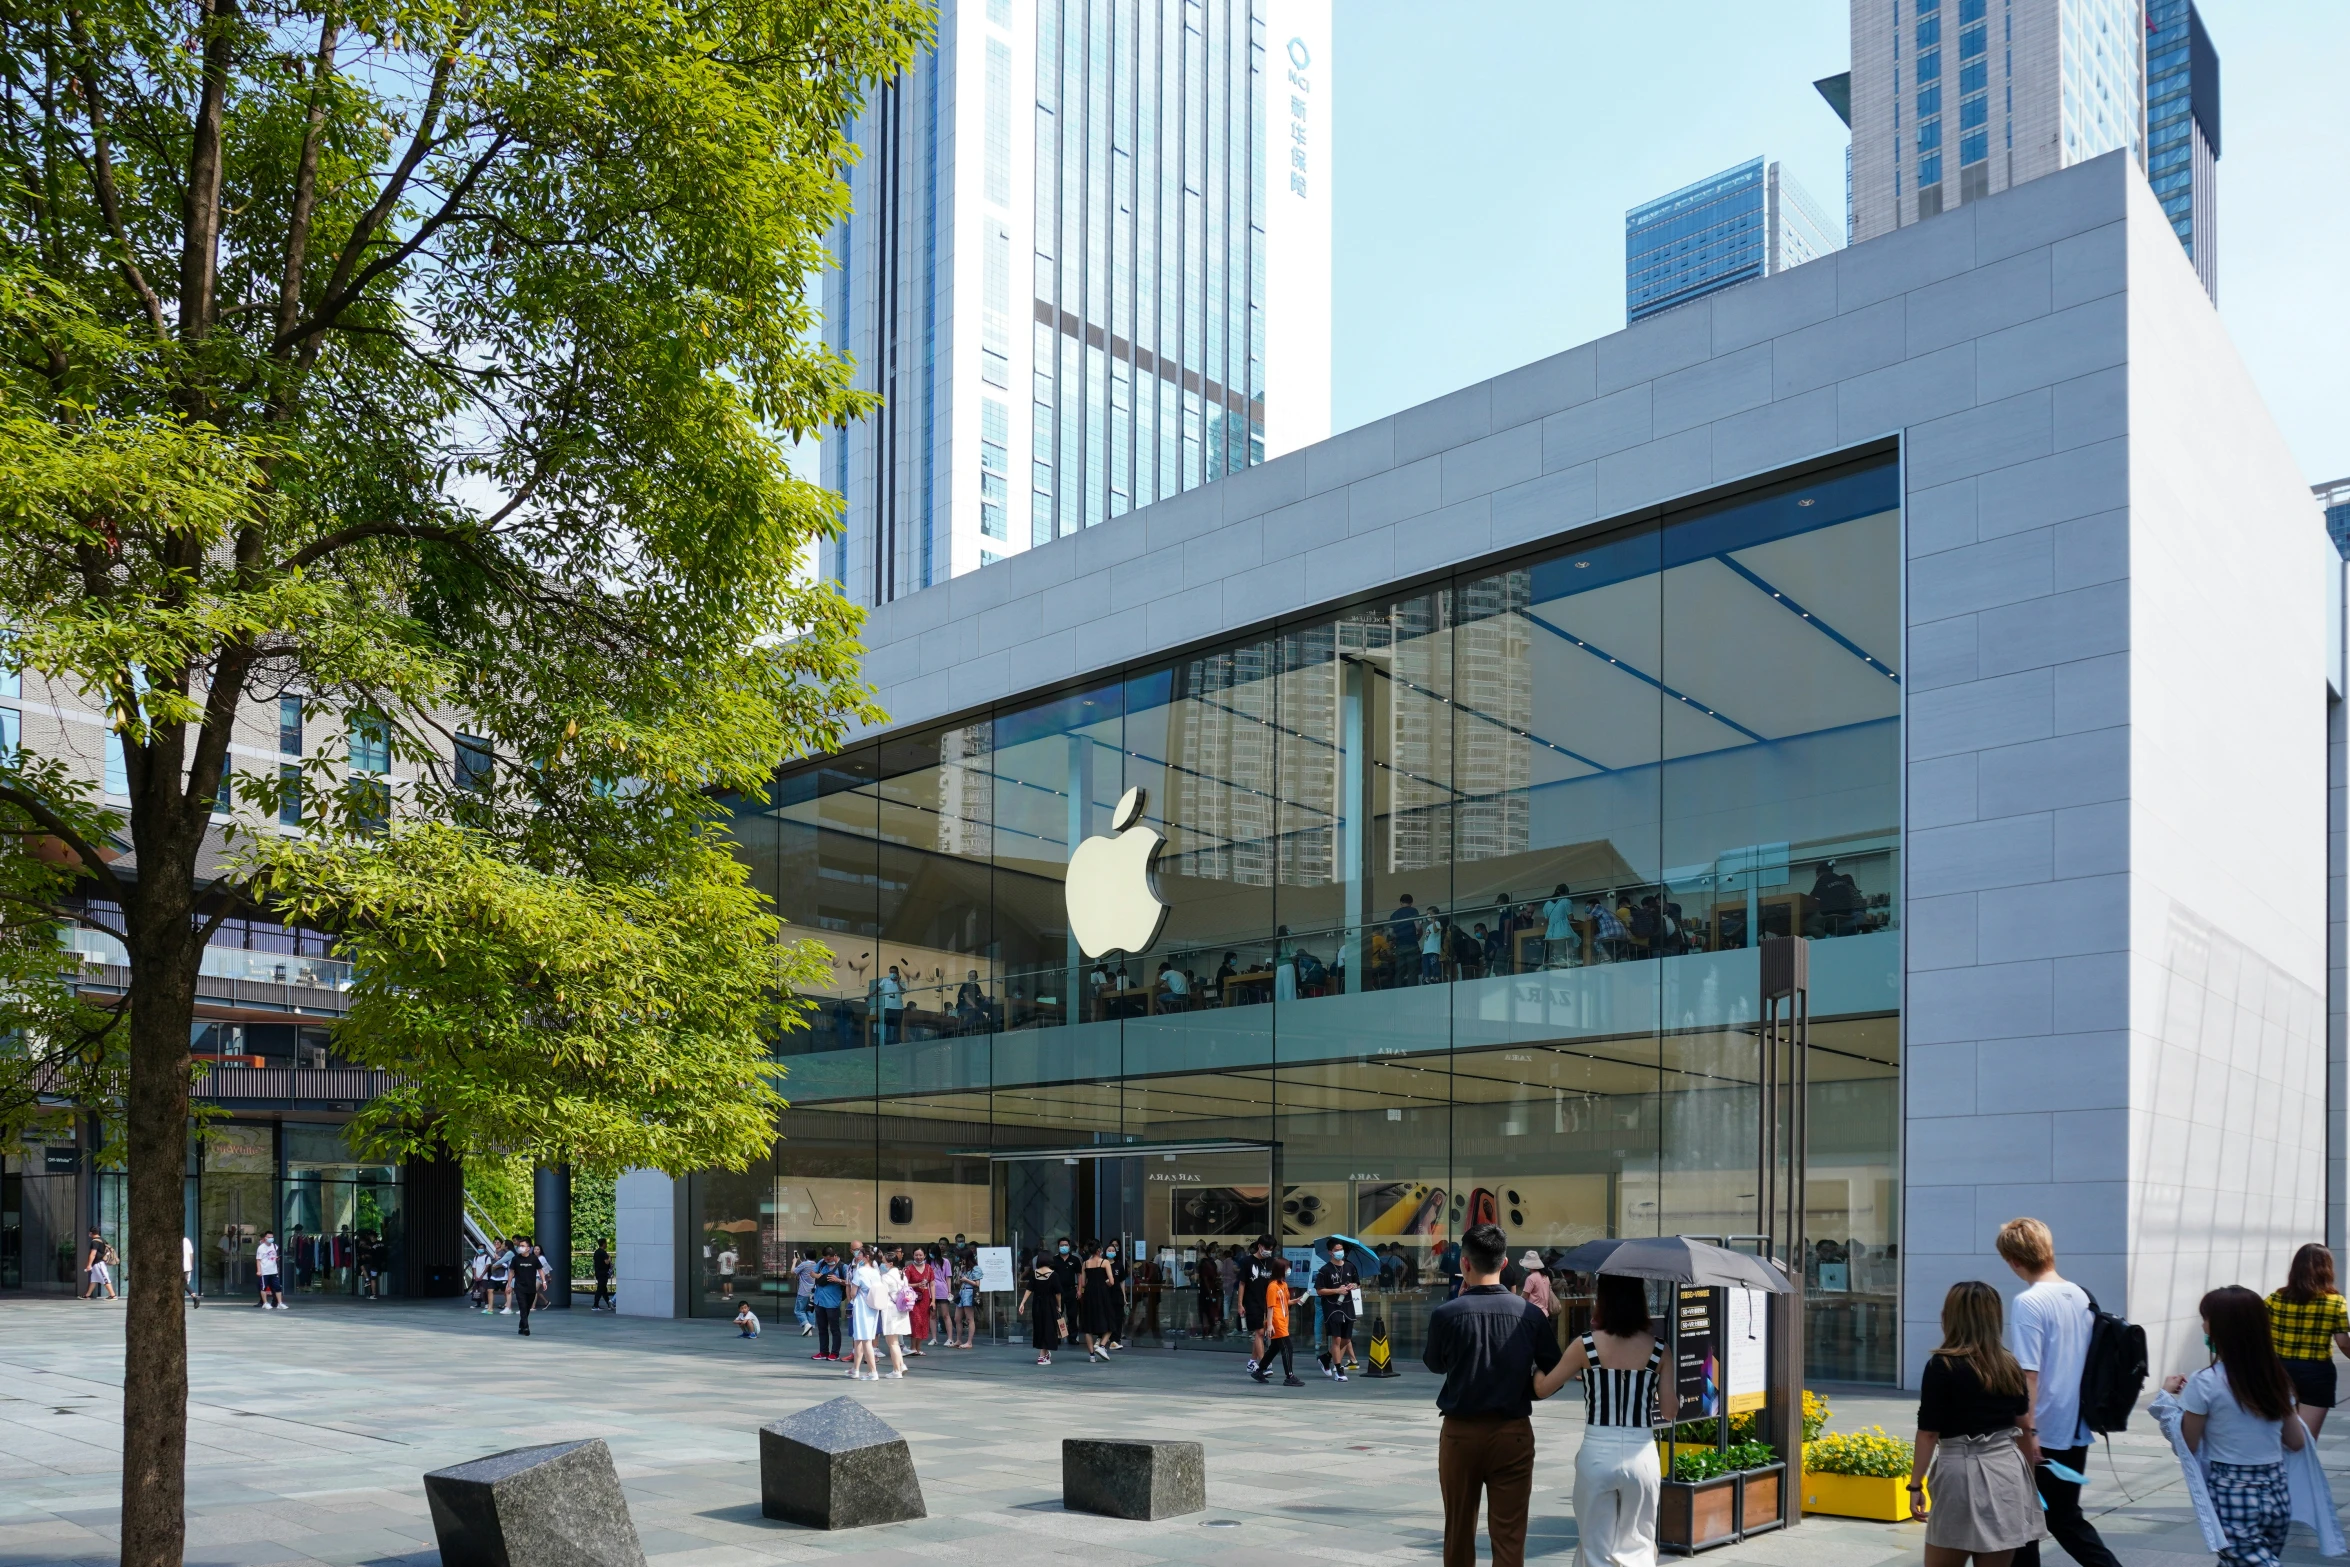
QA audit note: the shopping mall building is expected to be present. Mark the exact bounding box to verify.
[615,152,2333,1385]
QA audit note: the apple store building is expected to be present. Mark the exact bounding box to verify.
[627,159,2329,1388]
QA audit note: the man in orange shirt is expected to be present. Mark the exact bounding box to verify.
[1251,1258,1305,1386]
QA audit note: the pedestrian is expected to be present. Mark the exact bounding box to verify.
[904,1248,934,1354]
[255,1230,286,1310]
[1080,1241,1120,1362]
[1220,1244,1243,1333]
[509,1239,543,1335]
[531,1235,550,1311]
[1130,1248,1165,1341]
[848,1245,885,1380]
[716,1240,738,1299]
[953,1246,980,1348]
[1315,1238,1361,1379]
[82,1229,117,1301]
[2163,1286,2306,1567]
[1195,1243,1224,1337]
[182,1233,201,1308]
[591,1239,614,1311]
[734,1300,761,1338]
[792,1248,819,1336]
[1908,1280,2044,1567]
[1997,1218,2124,1567]
[1426,1223,1564,1567]
[1241,1234,1278,1375]
[810,1246,846,1362]
[1517,1251,1555,1319]
[1020,1246,1065,1366]
[2265,1243,2350,1436]
[1535,1272,1671,1567]
[1252,1258,1305,1386]
[930,1238,954,1345]
[491,1236,515,1314]
[879,1250,913,1377]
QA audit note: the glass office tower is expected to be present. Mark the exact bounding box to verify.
[703,449,1907,1383]
[2144,0,2219,301]
[1625,158,1838,326]
[822,0,1332,605]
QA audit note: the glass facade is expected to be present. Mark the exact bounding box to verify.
[1031,0,1268,539]
[194,1121,403,1299]
[2144,0,2217,295]
[1625,158,1836,327]
[706,449,1905,1381]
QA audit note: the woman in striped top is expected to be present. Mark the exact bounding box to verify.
[1536,1274,1676,1567]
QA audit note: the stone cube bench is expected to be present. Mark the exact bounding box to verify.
[423,1438,646,1567]
[759,1397,927,1529]
[1063,1438,1206,1521]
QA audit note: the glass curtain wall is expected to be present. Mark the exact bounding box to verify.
[713,450,1903,1379]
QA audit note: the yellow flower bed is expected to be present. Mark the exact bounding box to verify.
[1801,1427,1921,1523]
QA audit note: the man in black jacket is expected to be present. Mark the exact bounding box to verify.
[1240,1235,1278,1374]
[1422,1223,1561,1567]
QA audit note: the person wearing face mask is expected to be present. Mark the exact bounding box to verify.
[508,1240,544,1336]
[1241,1234,1278,1376]
[1020,1246,1065,1366]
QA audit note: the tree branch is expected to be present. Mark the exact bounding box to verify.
[280,518,476,574]
[65,10,167,336]
[0,779,123,895]
[278,51,457,357]
[176,0,240,347]
[272,6,340,355]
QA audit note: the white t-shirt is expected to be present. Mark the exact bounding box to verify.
[735,1309,761,1333]
[2181,1364,2287,1466]
[717,1249,738,1277]
[256,1241,281,1277]
[2009,1277,2094,1447]
[182,1236,194,1273]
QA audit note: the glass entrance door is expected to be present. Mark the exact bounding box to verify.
[991,1143,1271,1349]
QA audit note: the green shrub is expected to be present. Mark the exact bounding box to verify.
[1668,1440,1778,1483]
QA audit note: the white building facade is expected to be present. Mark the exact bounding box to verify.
[627,154,2327,1389]
[821,0,1332,606]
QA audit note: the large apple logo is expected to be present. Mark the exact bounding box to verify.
[1066,786,1170,958]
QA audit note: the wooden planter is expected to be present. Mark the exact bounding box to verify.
[1660,1474,1739,1554]
[1800,1468,1922,1522]
[1658,1463,1787,1554]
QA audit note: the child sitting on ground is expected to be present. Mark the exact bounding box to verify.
[735,1302,761,1338]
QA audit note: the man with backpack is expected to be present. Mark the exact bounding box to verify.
[1997,1217,2127,1567]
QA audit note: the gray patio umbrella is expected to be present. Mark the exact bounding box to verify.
[1551,1236,1791,1294]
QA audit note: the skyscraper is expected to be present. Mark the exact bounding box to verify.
[819,0,1333,607]
[1625,157,1839,327]
[1848,0,2146,242]
[2145,0,2220,300]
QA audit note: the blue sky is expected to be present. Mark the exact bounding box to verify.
[1331,1,2350,486]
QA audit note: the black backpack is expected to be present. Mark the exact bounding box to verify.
[2079,1293,2149,1434]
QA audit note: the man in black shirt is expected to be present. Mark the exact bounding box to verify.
[509,1240,544,1336]
[1239,1235,1278,1375]
[1422,1223,1562,1567]
[1313,1239,1360,1380]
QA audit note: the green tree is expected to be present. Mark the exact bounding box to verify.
[0,0,924,1558]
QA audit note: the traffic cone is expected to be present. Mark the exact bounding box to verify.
[1363,1314,1399,1377]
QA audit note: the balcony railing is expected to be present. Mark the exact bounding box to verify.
[191,1064,396,1103]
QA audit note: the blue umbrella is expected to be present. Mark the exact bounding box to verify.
[1313,1234,1382,1277]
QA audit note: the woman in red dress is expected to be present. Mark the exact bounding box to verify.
[904,1248,935,1355]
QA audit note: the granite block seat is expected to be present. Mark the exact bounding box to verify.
[423,1438,646,1567]
[759,1397,927,1529]
[1063,1437,1206,1520]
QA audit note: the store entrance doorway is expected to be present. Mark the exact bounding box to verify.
[991,1142,1272,1348]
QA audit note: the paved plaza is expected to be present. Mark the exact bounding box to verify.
[2,1294,2345,1567]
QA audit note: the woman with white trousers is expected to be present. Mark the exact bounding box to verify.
[1535,1274,1675,1567]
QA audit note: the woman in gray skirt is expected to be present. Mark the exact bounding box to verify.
[1910,1280,2046,1567]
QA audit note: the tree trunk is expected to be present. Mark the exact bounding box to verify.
[118,883,197,1567]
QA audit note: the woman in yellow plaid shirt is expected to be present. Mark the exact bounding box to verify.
[2266,1243,2350,1434]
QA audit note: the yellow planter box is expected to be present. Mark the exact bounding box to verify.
[1799,1468,1921,1522]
